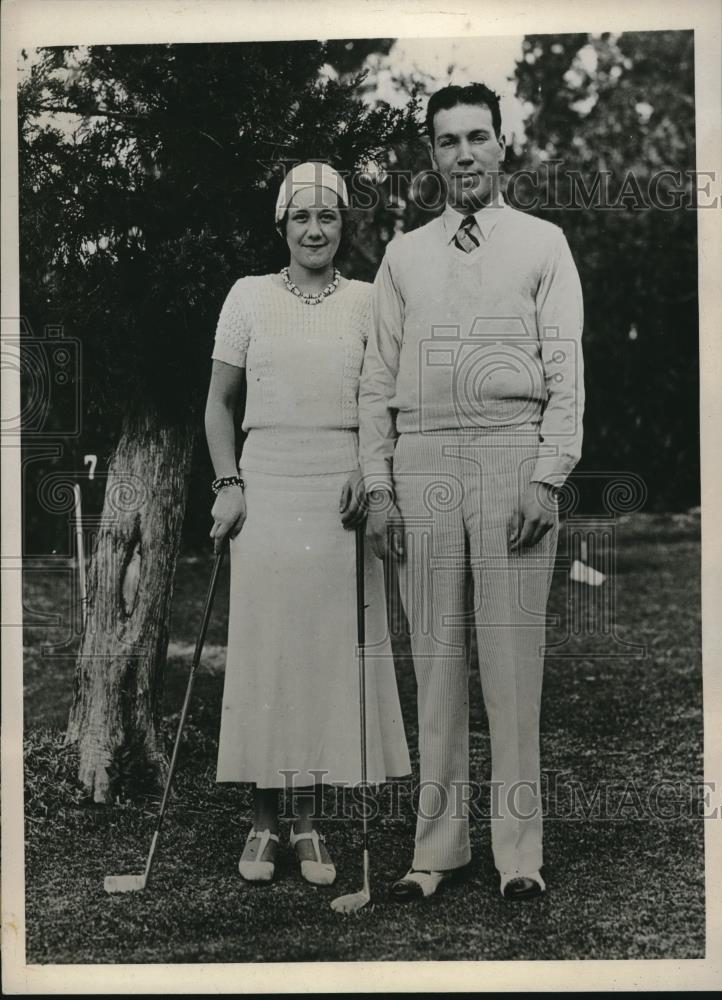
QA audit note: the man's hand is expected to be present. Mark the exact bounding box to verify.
[366,490,405,561]
[509,482,558,552]
[339,468,366,528]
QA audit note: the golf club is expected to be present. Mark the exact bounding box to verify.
[72,483,87,631]
[331,522,371,914]
[104,541,227,894]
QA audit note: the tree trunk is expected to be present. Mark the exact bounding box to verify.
[66,408,196,803]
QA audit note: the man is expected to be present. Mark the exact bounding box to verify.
[359,83,584,902]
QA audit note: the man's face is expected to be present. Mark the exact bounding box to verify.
[431,103,506,212]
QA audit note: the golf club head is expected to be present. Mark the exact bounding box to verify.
[104,874,147,894]
[330,888,371,914]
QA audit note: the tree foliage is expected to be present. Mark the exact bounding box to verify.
[17,31,699,549]
[18,42,417,428]
[343,31,700,511]
[19,40,419,797]
[511,31,698,509]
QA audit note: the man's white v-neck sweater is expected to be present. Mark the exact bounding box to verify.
[359,202,585,488]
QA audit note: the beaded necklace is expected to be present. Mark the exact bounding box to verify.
[281,266,340,305]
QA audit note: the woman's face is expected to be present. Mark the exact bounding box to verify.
[285,185,343,271]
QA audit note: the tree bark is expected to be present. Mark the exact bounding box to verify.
[66,408,196,803]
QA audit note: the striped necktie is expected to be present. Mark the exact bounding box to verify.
[453,214,480,253]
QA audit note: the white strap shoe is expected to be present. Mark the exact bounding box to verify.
[290,827,336,886]
[238,827,279,882]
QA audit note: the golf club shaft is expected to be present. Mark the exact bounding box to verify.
[145,543,227,883]
[73,484,88,630]
[355,524,369,854]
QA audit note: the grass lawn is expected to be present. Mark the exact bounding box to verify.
[21,512,705,963]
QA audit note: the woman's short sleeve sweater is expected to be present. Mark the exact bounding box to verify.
[212,274,371,475]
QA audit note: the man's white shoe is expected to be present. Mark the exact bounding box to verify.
[396,870,446,898]
[390,865,469,901]
[500,869,546,899]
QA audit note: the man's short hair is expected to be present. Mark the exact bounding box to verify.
[426,83,502,144]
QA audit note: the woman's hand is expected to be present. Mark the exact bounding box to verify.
[339,468,366,528]
[210,485,246,553]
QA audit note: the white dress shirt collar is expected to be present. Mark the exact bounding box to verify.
[441,192,507,244]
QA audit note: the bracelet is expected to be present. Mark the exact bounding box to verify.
[212,475,245,495]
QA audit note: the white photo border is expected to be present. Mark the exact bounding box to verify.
[2,0,721,992]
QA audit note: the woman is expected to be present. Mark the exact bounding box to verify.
[204,162,410,886]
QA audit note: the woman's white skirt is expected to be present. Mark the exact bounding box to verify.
[216,469,411,788]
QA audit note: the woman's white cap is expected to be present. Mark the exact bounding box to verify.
[274,161,349,224]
